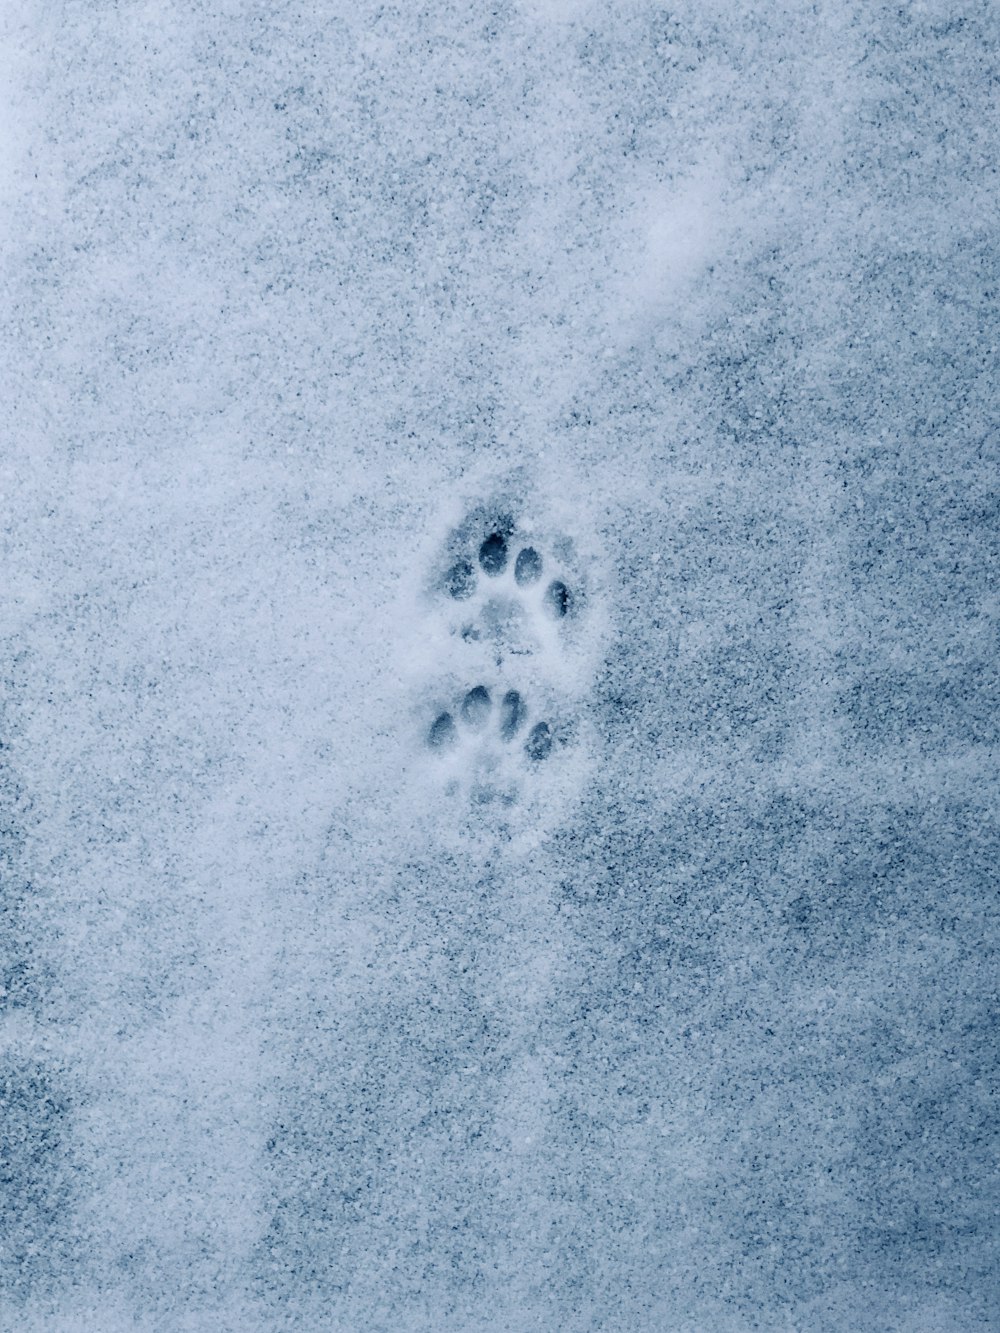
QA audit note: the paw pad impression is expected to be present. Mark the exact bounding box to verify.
[438,511,581,673]
[445,530,573,621]
[427,684,555,765]
[413,493,598,834]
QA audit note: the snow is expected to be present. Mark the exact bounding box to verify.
[1,0,997,1328]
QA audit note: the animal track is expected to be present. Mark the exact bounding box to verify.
[427,685,555,766]
[446,529,574,622]
[514,546,542,587]
[414,493,598,831]
[499,688,527,740]
[437,509,582,671]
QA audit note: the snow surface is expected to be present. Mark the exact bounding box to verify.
[1,0,998,1329]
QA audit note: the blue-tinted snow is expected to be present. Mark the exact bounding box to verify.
[1,0,997,1328]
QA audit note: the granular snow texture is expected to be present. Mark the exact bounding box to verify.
[1,1,997,1329]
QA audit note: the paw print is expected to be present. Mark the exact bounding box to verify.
[435,509,582,669]
[444,531,571,619]
[409,489,600,838]
[427,685,554,765]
